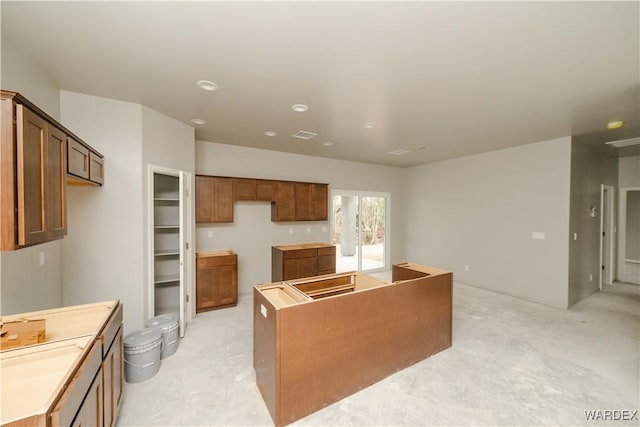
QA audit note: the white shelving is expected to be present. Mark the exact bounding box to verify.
[152,172,181,320]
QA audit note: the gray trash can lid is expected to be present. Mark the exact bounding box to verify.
[124,327,162,350]
[146,314,178,329]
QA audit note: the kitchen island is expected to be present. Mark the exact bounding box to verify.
[253,263,452,426]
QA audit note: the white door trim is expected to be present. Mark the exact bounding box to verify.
[599,184,615,289]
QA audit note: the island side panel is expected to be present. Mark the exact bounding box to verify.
[276,272,453,425]
[253,287,279,424]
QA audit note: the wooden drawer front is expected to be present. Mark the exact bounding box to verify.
[89,152,104,185]
[51,341,102,427]
[100,303,123,357]
[317,246,336,257]
[256,180,276,201]
[67,137,90,180]
[283,248,316,260]
[317,255,336,272]
[197,254,237,268]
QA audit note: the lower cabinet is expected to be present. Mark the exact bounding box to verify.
[272,243,336,281]
[71,370,103,427]
[102,327,124,427]
[196,250,238,312]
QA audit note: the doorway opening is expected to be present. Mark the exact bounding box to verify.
[330,191,390,273]
[600,184,615,289]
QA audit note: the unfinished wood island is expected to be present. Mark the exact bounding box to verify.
[253,263,452,426]
[0,301,123,427]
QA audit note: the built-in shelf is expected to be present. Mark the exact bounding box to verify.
[154,198,179,202]
[154,249,179,256]
[154,225,179,229]
[154,274,180,284]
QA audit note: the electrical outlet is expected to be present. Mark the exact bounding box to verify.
[573,233,578,241]
[532,232,545,240]
[207,230,213,238]
[464,265,470,271]
[289,228,294,234]
[322,226,328,232]
[306,227,311,234]
[39,251,45,266]
[589,274,593,282]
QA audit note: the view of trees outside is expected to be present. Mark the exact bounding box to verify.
[332,195,385,271]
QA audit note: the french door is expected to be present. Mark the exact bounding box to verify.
[331,191,389,273]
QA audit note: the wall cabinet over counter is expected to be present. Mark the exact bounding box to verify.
[0,90,104,251]
[195,174,328,224]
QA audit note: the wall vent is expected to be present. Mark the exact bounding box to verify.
[292,130,318,140]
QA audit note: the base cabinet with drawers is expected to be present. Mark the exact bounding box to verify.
[196,250,238,312]
[271,243,336,281]
[0,301,123,427]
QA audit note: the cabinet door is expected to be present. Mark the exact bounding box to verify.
[311,184,328,221]
[196,258,237,311]
[195,176,214,223]
[235,178,256,200]
[102,327,123,427]
[283,257,317,280]
[256,180,276,201]
[272,182,295,221]
[89,152,104,185]
[16,105,47,246]
[71,371,104,427]
[213,177,234,222]
[67,137,90,180]
[47,124,67,240]
[295,183,313,221]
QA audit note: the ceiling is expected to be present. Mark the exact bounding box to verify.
[2,1,638,167]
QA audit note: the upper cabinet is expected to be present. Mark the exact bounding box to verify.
[196,175,328,223]
[67,137,104,185]
[196,176,234,223]
[1,90,103,251]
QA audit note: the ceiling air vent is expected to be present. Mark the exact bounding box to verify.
[292,130,318,140]
[605,137,640,148]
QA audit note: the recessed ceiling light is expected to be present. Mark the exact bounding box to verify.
[389,149,410,156]
[323,141,334,146]
[191,118,206,125]
[364,122,376,128]
[264,131,277,137]
[196,80,219,91]
[292,104,309,112]
[607,120,624,130]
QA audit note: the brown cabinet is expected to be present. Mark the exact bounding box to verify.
[272,243,336,281]
[1,93,68,250]
[272,181,296,221]
[196,175,328,224]
[1,90,102,251]
[256,180,277,201]
[67,136,104,186]
[102,327,124,427]
[196,250,238,311]
[196,176,234,223]
[295,183,328,221]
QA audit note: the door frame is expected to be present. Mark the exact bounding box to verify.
[147,164,194,337]
[330,190,391,273]
[599,184,615,289]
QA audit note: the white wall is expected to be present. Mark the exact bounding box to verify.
[195,141,405,295]
[61,91,145,333]
[618,155,640,284]
[404,137,572,308]
[141,106,195,320]
[0,36,64,314]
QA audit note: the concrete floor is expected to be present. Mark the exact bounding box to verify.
[117,281,639,426]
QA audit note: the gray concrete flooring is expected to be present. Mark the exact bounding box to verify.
[117,281,639,426]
